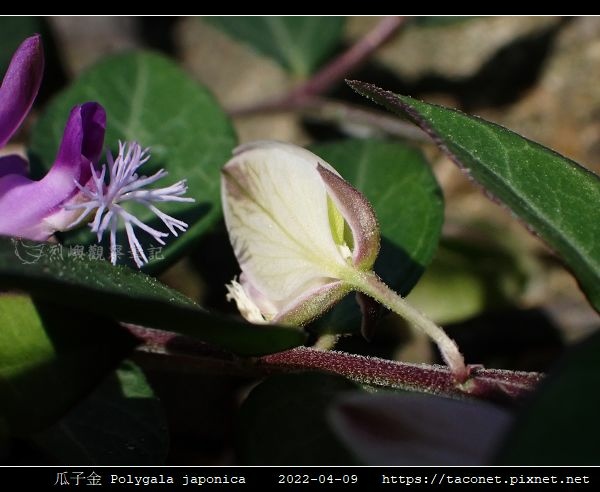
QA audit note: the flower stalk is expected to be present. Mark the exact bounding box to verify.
[341,269,468,382]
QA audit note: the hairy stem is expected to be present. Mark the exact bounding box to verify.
[345,270,468,382]
[128,325,542,402]
[259,347,542,401]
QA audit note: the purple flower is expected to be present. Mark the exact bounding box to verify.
[0,36,193,267]
[66,141,194,267]
[0,34,106,241]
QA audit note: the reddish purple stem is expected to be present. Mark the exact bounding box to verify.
[287,16,406,102]
[129,326,543,403]
[231,16,406,116]
[259,347,543,401]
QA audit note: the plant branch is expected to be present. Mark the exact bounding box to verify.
[127,325,543,403]
[299,98,431,142]
[288,16,406,101]
[259,347,542,402]
[231,16,406,116]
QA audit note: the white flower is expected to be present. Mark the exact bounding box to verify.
[221,140,468,381]
[221,141,379,326]
[66,141,194,267]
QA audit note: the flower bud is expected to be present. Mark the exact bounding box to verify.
[222,141,379,326]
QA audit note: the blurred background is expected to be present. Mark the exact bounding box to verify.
[3,16,599,464]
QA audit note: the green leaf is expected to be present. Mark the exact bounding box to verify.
[29,52,237,272]
[34,360,168,464]
[0,17,42,74]
[0,237,306,356]
[497,331,600,465]
[407,237,530,324]
[205,17,345,77]
[0,293,137,435]
[237,373,360,465]
[310,139,443,332]
[349,81,600,312]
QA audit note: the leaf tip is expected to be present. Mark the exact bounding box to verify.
[345,79,376,94]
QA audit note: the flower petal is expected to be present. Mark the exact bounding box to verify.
[0,103,106,240]
[317,164,380,270]
[222,141,353,308]
[46,102,106,190]
[228,272,351,327]
[0,155,28,179]
[238,272,279,320]
[0,35,44,147]
[273,280,351,326]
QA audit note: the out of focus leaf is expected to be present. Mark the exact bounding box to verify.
[0,293,136,435]
[34,361,168,465]
[0,17,42,74]
[407,237,530,324]
[0,237,306,356]
[497,331,600,464]
[206,17,345,77]
[237,373,360,464]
